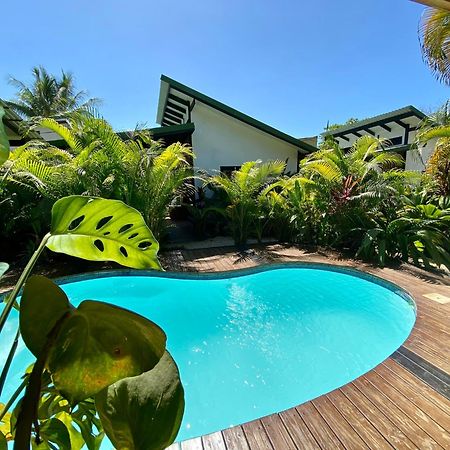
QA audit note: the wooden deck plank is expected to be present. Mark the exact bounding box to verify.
[180,437,203,450]
[325,389,392,449]
[383,359,450,416]
[364,370,450,448]
[201,431,227,450]
[241,420,274,450]
[339,382,418,449]
[353,377,442,449]
[222,426,250,450]
[278,408,320,450]
[295,402,345,449]
[311,396,370,449]
[376,362,450,427]
[260,414,297,450]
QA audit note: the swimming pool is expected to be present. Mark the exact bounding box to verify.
[1,264,416,442]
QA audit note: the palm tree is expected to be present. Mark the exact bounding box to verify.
[209,160,285,246]
[299,136,410,247]
[416,101,450,194]
[300,135,404,202]
[412,1,450,11]
[6,66,99,119]
[418,6,450,85]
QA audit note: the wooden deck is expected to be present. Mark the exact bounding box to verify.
[161,245,450,450]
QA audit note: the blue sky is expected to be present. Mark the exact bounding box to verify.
[2,0,448,137]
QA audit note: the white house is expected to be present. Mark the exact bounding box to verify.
[155,75,317,184]
[321,106,437,172]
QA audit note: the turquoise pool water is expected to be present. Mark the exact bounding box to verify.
[1,265,415,442]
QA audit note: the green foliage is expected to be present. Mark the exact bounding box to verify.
[96,351,184,450]
[324,117,359,132]
[202,134,449,271]
[0,196,183,450]
[419,7,450,85]
[0,114,193,253]
[20,276,166,404]
[0,106,10,166]
[209,160,285,246]
[357,202,450,269]
[416,102,450,196]
[48,196,162,269]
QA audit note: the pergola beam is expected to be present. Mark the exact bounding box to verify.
[164,112,182,123]
[395,119,409,128]
[166,100,187,114]
[337,134,350,142]
[168,93,190,108]
[163,116,179,125]
[165,107,184,119]
[379,124,392,132]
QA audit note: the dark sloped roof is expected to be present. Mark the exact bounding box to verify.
[323,106,427,138]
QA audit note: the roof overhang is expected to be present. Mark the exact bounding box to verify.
[156,75,317,154]
[0,100,42,140]
[322,106,427,142]
[117,122,195,141]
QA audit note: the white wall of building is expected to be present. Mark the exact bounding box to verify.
[405,137,439,171]
[191,102,300,185]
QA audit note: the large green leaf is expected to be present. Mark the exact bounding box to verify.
[0,431,7,450]
[95,351,184,450]
[35,418,71,450]
[19,276,166,404]
[0,263,8,280]
[46,196,162,270]
[0,105,10,166]
[47,300,166,404]
[20,276,72,357]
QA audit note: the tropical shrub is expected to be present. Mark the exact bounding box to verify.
[357,201,450,269]
[0,115,193,256]
[209,160,285,246]
[0,196,184,449]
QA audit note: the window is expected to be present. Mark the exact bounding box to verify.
[388,136,403,147]
[220,165,241,177]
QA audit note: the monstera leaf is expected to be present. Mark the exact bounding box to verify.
[46,196,162,270]
[95,351,184,450]
[20,276,166,404]
[20,276,72,357]
[0,105,10,165]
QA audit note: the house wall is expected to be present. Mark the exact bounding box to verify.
[405,137,439,171]
[190,102,300,185]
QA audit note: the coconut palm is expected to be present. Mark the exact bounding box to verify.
[209,160,285,246]
[6,66,99,120]
[418,6,450,85]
